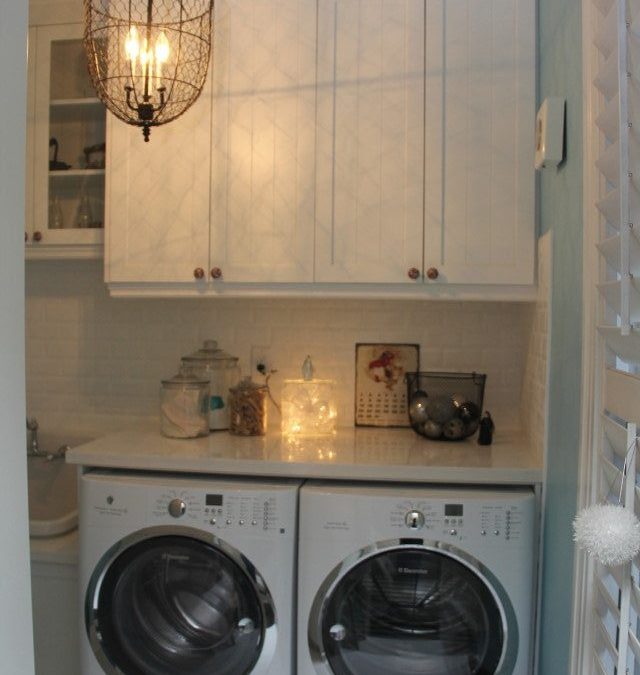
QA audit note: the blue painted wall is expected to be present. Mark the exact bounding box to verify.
[538,0,584,672]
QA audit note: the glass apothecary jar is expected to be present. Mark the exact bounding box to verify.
[181,340,240,431]
[229,378,267,436]
[160,368,209,439]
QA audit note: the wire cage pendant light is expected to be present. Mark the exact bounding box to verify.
[84,0,214,141]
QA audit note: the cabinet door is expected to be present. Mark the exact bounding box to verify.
[314,0,425,284]
[424,0,535,285]
[30,23,106,255]
[106,67,212,283]
[209,0,316,282]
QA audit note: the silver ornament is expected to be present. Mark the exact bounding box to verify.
[422,420,443,439]
[426,395,457,424]
[408,390,430,425]
[443,418,466,440]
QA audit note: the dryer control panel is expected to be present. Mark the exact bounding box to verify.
[388,499,528,542]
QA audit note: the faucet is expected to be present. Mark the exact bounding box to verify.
[26,417,39,455]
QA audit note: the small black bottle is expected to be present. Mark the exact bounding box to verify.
[478,412,495,446]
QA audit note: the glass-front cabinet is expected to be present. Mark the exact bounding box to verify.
[26,23,106,258]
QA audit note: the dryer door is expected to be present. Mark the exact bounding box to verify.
[86,527,275,675]
[309,542,517,675]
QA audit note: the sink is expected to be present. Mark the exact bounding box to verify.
[27,434,92,538]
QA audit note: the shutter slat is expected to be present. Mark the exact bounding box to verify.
[597,187,621,228]
[597,613,620,659]
[593,653,611,675]
[631,8,640,38]
[605,368,640,421]
[593,0,615,18]
[602,413,629,452]
[594,52,620,99]
[629,630,640,662]
[599,326,640,365]
[597,279,640,320]
[630,577,640,613]
[596,229,640,271]
[599,452,623,502]
[596,96,620,141]
[598,575,623,617]
[596,140,621,184]
[595,2,619,57]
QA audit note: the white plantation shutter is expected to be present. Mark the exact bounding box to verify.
[589,0,640,672]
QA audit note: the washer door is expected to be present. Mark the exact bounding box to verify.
[309,542,517,675]
[86,527,275,675]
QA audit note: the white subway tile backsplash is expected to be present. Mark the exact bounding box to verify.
[26,260,541,438]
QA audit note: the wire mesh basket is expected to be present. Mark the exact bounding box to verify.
[405,371,486,441]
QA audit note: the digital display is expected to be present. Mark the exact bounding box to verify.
[445,504,463,517]
[206,494,223,506]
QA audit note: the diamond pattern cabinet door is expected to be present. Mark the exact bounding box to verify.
[424,0,535,285]
[105,64,212,283]
[314,0,425,283]
[209,0,316,282]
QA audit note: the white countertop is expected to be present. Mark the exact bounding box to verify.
[67,428,543,485]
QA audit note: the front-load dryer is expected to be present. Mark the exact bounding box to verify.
[298,481,537,675]
[79,470,300,675]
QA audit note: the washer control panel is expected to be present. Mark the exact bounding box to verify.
[151,489,284,533]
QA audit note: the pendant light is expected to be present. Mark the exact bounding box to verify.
[84,0,214,142]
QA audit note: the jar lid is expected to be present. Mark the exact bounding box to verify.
[162,366,209,389]
[230,376,267,393]
[182,339,239,365]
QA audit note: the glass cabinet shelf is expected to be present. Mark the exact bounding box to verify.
[49,169,105,179]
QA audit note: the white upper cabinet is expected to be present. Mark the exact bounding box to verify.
[424,0,536,286]
[316,0,535,287]
[315,0,425,283]
[106,71,212,284]
[209,0,317,283]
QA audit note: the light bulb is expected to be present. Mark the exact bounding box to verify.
[155,31,170,64]
[125,25,140,61]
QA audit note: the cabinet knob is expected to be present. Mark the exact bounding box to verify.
[210,267,222,280]
[33,231,42,242]
[426,267,439,280]
[25,232,28,243]
[407,267,420,280]
[193,267,205,280]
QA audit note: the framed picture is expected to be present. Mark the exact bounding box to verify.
[355,343,420,427]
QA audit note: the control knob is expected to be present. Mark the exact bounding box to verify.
[405,510,425,530]
[168,498,186,518]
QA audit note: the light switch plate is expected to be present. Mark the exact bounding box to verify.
[535,97,566,170]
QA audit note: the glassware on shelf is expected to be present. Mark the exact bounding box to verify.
[75,194,93,228]
[48,195,64,229]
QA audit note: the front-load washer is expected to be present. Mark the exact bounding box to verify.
[298,482,537,675]
[79,470,300,675]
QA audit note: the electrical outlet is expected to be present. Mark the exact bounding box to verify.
[250,345,273,377]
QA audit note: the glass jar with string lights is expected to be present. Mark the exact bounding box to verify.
[84,0,214,141]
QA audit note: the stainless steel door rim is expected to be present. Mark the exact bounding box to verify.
[307,538,518,675]
[85,525,278,675]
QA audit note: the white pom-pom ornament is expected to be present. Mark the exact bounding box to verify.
[573,504,640,566]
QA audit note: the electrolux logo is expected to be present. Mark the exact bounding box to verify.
[397,567,429,575]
